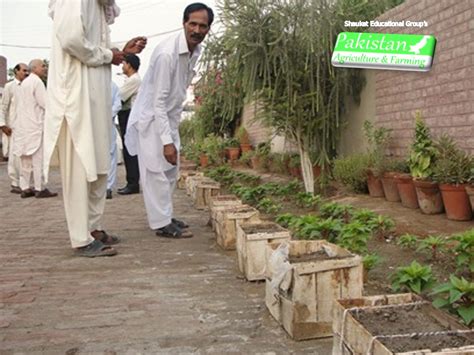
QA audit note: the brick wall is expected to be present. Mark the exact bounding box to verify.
[240,101,272,146]
[375,0,474,156]
[0,56,7,89]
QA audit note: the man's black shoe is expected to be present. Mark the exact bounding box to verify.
[117,186,139,195]
[106,189,112,199]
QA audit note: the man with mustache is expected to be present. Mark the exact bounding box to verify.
[126,3,214,239]
[44,0,146,257]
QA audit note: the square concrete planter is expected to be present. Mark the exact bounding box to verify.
[333,293,474,355]
[215,205,260,250]
[177,170,199,190]
[236,221,291,281]
[193,181,221,210]
[265,240,363,340]
[184,173,205,196]
[209,195,242,231]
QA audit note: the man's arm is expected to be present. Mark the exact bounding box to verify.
[112,83,122,118]
[53,0,116,67]
[34,79,47,110]
[152,53,177,165]
[0,83,12,135]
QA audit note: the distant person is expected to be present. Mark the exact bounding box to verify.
[107,81,122,199]
[14,59,57,198]
[0,63,29,194]
[126,3,213,238]
[117,54,141,195]
[44,0,146,257]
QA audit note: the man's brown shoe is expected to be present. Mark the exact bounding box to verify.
[20,189,35,198]
[35,189,58,198]
[10,186,22,194]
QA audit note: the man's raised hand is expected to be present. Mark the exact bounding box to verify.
[123,37,147,54]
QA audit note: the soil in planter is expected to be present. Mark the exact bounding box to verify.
[289,249,350,263]
[242,223,282,234]
[351,303,473,352]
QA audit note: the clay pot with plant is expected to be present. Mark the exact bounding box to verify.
[408,111,443,215]
[237,126,252,153]
[225,137,241,161]
[466,168,474,213]
[363,120,392,198]
[380,159,408,202]
[251,142,271,171]
[200,134,225,168]
[288,154,302,179]
[432,134,473,221]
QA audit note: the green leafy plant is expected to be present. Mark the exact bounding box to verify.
[391,261,436,294]
[295,192,321,208]
[256,197,282,214]
[201,134,226,165]
[319,202,354,222]
[225,137,240,148]
[236,126,250,145]
[416,235,447,261]
[336,221,371,254]
[363,253,382,273]
[275,213,298,228]
[432,134,473,185]
[363,120,392,177]
[397,234,419,249]
[371,215,396,240]
[408,111,437,179]
[298,217,344,242]
[451,229,474,274]
[333,154,371,193]
[239,150,254,165]
[432,275,474,326]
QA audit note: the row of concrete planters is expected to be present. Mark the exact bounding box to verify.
[333,293,474,354]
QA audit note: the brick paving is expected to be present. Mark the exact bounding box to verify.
[0,163,332,354]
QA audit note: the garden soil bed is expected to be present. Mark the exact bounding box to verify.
[351,303,473,352]
[288,250,351,263]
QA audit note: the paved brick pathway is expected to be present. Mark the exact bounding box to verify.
[0,163,332,354]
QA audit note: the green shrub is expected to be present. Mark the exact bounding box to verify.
[391,261,436,294]
[396,234,419,249]
[451,229,474,274]
[333,154,370,193]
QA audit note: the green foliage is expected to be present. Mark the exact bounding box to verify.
[295,192,321,208]
[256,197,282,214]
[275,213,298,228]
[397,234,419,249]
[298,217,343,242]
[363,120,392,177]
[408,111,437,179]
[319,202,354,222]
[432,275,474,326]
[333,154,371,193]
[432,134,473,185]
[451,229,474,274]
[201,134,226,165]
[225,137,240,148]
[336,221,371,254]
[363,253,382,272]
[239,151,254,164]
[391,261,436,294]
[416,235,447,261]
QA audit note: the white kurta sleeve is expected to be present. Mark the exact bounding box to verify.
[152,53,173,145]
[119,76,141,103]
[34,79,46,110]
[53,0,113,67]
[112,83,122,118]
[0,84,12,126]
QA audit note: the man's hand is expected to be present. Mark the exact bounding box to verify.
[163,143,178,166]
[0,125,12,136]
[123,36,147,54]
[111,49,125,65]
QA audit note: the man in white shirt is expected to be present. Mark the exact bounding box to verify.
[117,54,141,195]
[126,3,213,239]
[15,59,57,199]
[44,0,146,257]
[0,63,29,194]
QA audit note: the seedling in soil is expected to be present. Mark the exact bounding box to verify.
[432,275,474,326]
[416,235,447,261]
[295,192,321,208]
[336,221,372,254]
[319,202,354,222]
[391,261,436,295]
[450,229,474,275]
[256,197,282,214]
[298,217,343,242]
[397,233,419,249]
[371,215,395,241]
[362,253,382,273]
[275,213,298,228]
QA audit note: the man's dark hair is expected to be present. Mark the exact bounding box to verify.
[13,64,21,73]
[183,3,214,26]
[124,54,140,71]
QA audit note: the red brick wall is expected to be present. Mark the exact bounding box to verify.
[375,0,473,156]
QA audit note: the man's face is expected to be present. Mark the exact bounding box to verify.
[122,61,130,75]
[183,9,210,51]
[33,61,47,79]
[16,64,29,81]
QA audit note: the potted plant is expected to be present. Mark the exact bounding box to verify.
[251,142,270,171]
[237,126,252,153]
[432,134,473,221]
[408,111,443,214]
[380,158,407,202]
[466,167,474,212]
[225,137,241,161]
[288,154,302,179]
[363,120,391,198]
[393,159,419,209]
[201,134,225,167]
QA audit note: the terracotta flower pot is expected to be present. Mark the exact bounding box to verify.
[240,143,252,153]
[251,156,265,171]
[413,179,444,215]
[367,170,385,198]
[227,147,240,161]
[313,165,322,178]
[439,184,473,221]
[466,185,474,213]
[394,173,419,209]
[199,154,209,168]
[381,172,401,202]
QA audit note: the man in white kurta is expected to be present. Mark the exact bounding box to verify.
[0,63,29,194]
[14,59,57,199]
[44,0,146,257]
[126,3,213,238]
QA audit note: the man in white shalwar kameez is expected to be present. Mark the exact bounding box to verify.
[0,63,29,194]
[14,59,57,199]
[44,0,146,257]
[126,3,213,239]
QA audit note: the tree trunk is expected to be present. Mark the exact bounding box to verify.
[295,131,314,194]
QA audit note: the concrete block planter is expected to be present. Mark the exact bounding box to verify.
[209,195,242,231]
[184,173,205,196]
[236,221,291,281]
[177,170,199,190]
[215,205,260,250]
[265,240,363,340]
[333,293,474,355]
[194,181,221,210]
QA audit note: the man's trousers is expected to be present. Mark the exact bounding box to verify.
[20,143,44,191]
[118,109,140,188]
